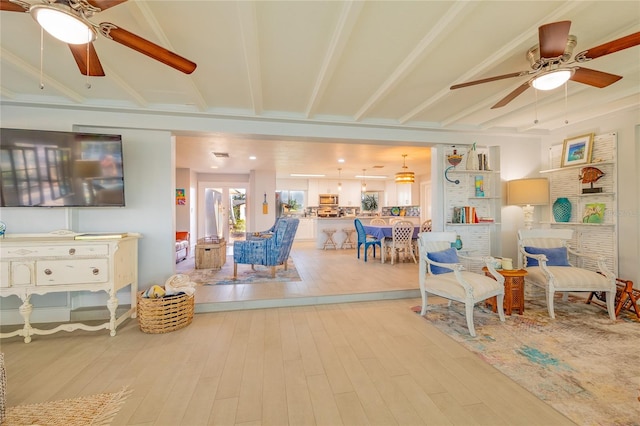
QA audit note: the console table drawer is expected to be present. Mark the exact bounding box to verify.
[36,259,109,285]
[2,244,109,259]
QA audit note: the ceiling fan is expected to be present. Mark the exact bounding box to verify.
[0,0,197,76]
[450,21,640,109]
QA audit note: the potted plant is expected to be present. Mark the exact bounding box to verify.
[362,194,378,212]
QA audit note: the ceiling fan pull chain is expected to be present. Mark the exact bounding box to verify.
[564,82,569,124]
[39,27,44,90]
[533,89,539,124]
[85,42,91,89]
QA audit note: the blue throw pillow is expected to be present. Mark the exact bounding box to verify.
[524,246,570,267]
[427,248,459,275]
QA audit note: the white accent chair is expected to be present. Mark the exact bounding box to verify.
[418,232,505,337]
[517,228,616,320]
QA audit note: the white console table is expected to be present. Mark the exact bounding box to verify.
[0,232,140,343]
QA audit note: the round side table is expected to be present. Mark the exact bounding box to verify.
[482,267,527,315]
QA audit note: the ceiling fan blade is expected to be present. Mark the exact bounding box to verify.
[571,67,622,88]
[450,71,528,90]
[575,31,640,61]
[68,43,105,76]
[0,0,28,12]
[538,21,571,58]
[86,0,128,11]
[491,82,530,109]
[99,23,197,74]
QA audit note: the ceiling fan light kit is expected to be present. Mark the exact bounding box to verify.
[531,69,573,91]
[30,3,96,44]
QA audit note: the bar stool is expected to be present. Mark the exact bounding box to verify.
[322,228,338,250]
[341,228,355,249]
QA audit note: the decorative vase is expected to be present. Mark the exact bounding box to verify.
[466,145,479,170]
[451,235,463,250]
[553,197,572,222]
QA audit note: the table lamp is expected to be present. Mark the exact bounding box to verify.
[507,178,549,229]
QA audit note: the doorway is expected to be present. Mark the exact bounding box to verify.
[198,183,248,246]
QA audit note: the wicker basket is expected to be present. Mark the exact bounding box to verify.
[137,291,194,334]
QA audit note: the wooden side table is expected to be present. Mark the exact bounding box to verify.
[483,267,527,315]
[195,237,227,270]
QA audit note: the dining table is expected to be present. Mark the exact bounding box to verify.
[362,224,421,263]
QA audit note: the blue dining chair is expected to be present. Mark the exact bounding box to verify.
[354,218,381,262]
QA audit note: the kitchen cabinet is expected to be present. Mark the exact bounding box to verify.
[295,218,316,241]
[539,132,618,274]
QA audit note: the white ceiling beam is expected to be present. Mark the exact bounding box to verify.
[237,1,263,116]
[354,1,473,122]
[0,47,86,103]
[100,65,148,107]
[129,1,207,111]
[305,1,364,118]
[404,1,586,125]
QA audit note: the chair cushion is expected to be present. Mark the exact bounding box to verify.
[524,246,570,267]
[525,266,612,291]
[427,248,459,275]
[176,240,189,250]
[426,271,503,301]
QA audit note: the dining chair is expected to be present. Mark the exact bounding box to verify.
[389,220,416,264]
[370,218,386,225]
[418,231,505,337]
[420,219,432,232]
[389,217,402,225]
[354,218,381,262]
[517,228,616,320]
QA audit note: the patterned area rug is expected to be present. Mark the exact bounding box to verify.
[185,256,300,285]
[416,295,640,426]
[4,387,131,425]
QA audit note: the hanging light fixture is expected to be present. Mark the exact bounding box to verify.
[30,3,97,45]
[337,168,342,192]
[361,169,367,192]
[395,154,415,184]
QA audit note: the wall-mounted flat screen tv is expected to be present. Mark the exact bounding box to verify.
[0,128,125,207]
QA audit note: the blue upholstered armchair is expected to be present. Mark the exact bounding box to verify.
[246,217,281,240]
[233,217,299,278]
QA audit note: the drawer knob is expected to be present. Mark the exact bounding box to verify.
[44,269,52,275]
[69,248,76,255]
[92,268,100,275]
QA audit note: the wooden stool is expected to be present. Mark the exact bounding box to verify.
[341,228,355,249]
[322,229,338,250]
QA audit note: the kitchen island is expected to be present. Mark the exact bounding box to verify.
[314,216,419,249]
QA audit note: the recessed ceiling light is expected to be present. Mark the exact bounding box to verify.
[290,173,326,177]
[338,158,345,163]
[210,166,218,169]
[249,156,257,160]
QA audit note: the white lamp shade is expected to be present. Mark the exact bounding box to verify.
[507,178,549,206]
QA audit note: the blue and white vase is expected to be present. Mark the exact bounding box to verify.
[552,197,572,222]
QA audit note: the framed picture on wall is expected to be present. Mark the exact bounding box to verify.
[176,188,186,205]
[561,133,594,167]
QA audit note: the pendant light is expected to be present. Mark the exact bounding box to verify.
[395,154,415,184]
[361,169,367,192]
[337,168,342,192]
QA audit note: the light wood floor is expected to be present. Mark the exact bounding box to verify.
[1,242,575,425]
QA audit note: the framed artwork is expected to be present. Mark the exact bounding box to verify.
[561,133,594,167]
[583,203,605,223]
[176,188,186,205]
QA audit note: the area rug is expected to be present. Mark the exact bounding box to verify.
[416,296,640,426]
[4,387,131,425]
[185,256,301,285]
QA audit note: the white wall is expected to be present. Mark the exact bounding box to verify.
[541,108,639,287]
[1,102,637,316]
